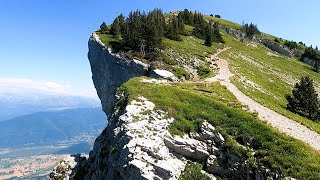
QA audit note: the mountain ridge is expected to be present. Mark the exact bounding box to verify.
[0,108,106,148]
[0,94,100,122]
[70,9,320,180]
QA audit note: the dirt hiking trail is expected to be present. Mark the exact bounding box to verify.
[205,48,320,151]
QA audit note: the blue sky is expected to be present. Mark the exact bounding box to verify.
[0,0,319,97]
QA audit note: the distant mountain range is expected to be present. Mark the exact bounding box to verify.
[0,93,101,121]
[0,108,106,148]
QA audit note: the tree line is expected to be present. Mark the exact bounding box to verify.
[99,9,224,60]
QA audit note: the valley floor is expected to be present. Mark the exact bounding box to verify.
[0,154,69,179]
[205,48,320,150]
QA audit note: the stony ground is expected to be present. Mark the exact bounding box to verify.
[205,48,320,151]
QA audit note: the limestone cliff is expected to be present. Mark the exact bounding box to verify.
[88,33,149,116]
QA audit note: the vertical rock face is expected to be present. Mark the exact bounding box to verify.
[261,39,292,58]
[88,33,149,116]
[303,57,317,67]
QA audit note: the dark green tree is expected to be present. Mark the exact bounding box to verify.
[165,16,182,41]
[177,13,185,33]
[284,40,298,49]
[123,10,144,51]
[179,9,194,26]
[99,22,108,34]
[286,76,320,121]
[212,22,224,43]
[242,23,260,37]
[110,18,121,36]
[302,46,320,71]
[274,38,280,43]
[204,33,212,47]
[314,60,320,73]
[145,13,162,52]
[117,13,126,34]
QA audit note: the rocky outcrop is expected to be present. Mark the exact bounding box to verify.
[261,39,292,58]
[221,26,293,58]
[74,96,187,179]
[302,57,317,67]
[223,27,246,39]
[50,155,79,180]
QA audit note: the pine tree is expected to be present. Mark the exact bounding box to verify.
[177,13,185,33]
[286,76,320,121]
[204,33,212,47]
[117,13,126,34]
[110,18,121,36]
[145,13,162,52]
[179,9,193,26]
[165,17,181,41]
[242,23,260,37]
[212,22,224,43]
[123,10,144,51]
[314,60,320,73]
[99,22,108,34]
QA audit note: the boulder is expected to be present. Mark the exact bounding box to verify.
[164,134,210,161]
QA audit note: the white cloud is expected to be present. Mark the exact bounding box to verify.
[0,78,97,98]
[45,81,63,89]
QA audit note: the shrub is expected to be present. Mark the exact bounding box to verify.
[198,66,211,78]
[172,67,191,80]
[284,40,298,49]
[179,163,211,180]
[274,38,280,43]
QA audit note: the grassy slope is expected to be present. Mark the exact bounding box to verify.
[219,34,320,134]
[123,78,320,179]
[163,35,219,62]
[204,15,242,30]
[96,31,120,46]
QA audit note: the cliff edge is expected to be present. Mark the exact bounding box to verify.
[88,33,149,116]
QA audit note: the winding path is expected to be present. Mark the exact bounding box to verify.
[205,48,320,151]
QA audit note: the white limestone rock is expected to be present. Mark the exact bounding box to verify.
[150,69,177,81]
[80,97,187,180]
